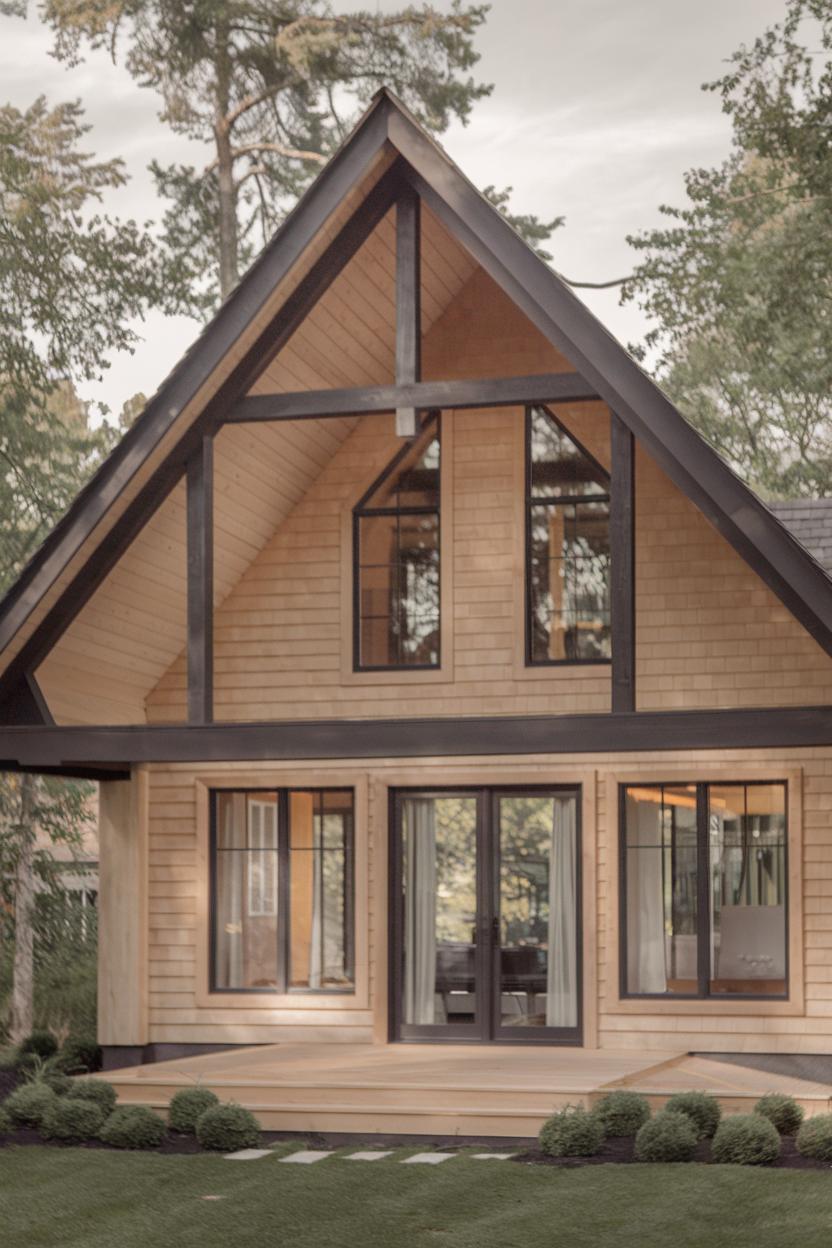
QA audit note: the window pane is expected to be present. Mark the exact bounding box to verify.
[529,406,608,498]
[709,784,787,997]
[358,513,439,667]
[213,788,280,990]
[529,501,610,661]
[289,791,354,990]
[624,786,699,995]
[366,419,439,509]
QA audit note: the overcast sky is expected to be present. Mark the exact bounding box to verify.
[1,0,788,416]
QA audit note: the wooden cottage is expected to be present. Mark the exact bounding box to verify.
[3,90,832,1134]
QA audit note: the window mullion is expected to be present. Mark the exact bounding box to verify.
[696,783,711,998]
[277,789,290,994]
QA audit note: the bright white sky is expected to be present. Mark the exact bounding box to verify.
[0,0,788,417]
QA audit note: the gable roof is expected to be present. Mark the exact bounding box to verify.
[2,86,832,718]
[771,500,832,574]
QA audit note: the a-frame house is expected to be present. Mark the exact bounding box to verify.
[3,89,832,1132]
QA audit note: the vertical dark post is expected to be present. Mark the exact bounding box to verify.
[395,188,421,438]
[610,412,635,712]
[187,435,213,724]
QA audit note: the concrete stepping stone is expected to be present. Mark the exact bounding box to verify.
[471,1153,514,1160]
[344,1150,394,1161]
[279,1150,332,1164]
[402,1152,452,1165]
[224,1148,273,1161]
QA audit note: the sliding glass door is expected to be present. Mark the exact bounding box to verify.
[390,787,581,1044]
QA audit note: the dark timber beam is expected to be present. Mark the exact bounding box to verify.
[187,436,214,724]
[395,186,421,437]
[0,673,54,727]
[2,705,832,769]
[227,373,599,423]
[610,413,635,712]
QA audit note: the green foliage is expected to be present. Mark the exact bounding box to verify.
[634,1111,698,1163]
[624,1,832,498]
[21,1053,72,1096]
[41,1096,104,1142]
[18,1029,57,1060]
[712,1114,781,1166]
[592,1091,651,1137]
[796,1113,832,1161]
[538,1106,605,1158]
[754,1094,804,1136]
[664,1092,721,1139]
[482,185,563,261]
[4,1081,57,1127]
[57,1035,102,1074]
[0,1105,12,1135]
[99,1106,166,1150]
[67,1078,117,1115]
[195,1102,262,1152]
[169,1086,220,1134]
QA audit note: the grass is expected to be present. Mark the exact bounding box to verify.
[3,1145,832,1248]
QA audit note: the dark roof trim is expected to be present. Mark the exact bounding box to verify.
[1,705,832,769]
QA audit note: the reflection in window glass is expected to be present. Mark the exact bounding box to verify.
[289,790,353,990]
[214,792,279,990]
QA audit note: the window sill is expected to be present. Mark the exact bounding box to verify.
[603,995,804,1017]
[195,989,366,1011]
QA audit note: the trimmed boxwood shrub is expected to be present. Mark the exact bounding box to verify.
[57,1037,102,1075]
[18,1029,58,1062]
[712,1114,780,1165]
[0,1106,13,1136]
[100,1106,166,1150]
[196,1103,262,1152]
[539,1106,605,1158]
[68,1078,118,1115]
[4,1083,57,1128]
[592,1090,650,1137]
[754,1094,804,1136]
[796,1113,832,1161]
[634,1110,698,1162]
[664,1091,721,1139]
[169,1086,220,1134]
[41,1098,105,1143]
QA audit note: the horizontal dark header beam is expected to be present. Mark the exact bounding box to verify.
[227,372,599,423]
[2,705,832,772]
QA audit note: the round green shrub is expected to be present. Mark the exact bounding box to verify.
[592,1090,651,1137]
[57,1036,102,1074]
[195,1103,262,1152]
[41,1098,105,1143]
[796,1113,832,1161]
[712,1114,781,1165]
[664,1091,721,1139]
[169,1086,220,1134]
[4,1082,57,1128]
[30,1067,73,1097]
[0,1106,13,1136]
[100,1106,166,1150]
[754,1094,804,1137]
[539,1106,605,1158]
[634,1110,698,1162]
[67,1078,117,1115]
[18,1029,58,1062]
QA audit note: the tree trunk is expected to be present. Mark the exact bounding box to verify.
[216,123,239,301]
[10,773,37,1043]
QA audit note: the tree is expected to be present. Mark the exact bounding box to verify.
[0,94,171,1041]
[42,1,492,305]
[622,0,832,499]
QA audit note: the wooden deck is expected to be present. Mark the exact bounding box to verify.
[101,1044,832,1138]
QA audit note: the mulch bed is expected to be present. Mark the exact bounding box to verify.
[514,1134,832,1171]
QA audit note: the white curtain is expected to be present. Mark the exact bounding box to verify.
[404,798,437,1025]
[217,793,245,988]
[546,795,578,1027]
[626,795,667,993]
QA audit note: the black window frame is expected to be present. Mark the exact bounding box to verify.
[352,412,441,673]
[524,404,612,668]
[618,779,789,1002]
[209,785,356,996]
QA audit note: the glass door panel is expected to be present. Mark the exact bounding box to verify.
[495,793,579,1037]
[399,793,482,1037]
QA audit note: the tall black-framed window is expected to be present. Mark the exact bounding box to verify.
[211,787,355,994]
[353,413,440,671]
[525,405,611,665]
[620,781,788,1000]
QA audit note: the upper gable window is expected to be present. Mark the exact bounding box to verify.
[353,414,440,671]
[526,406,611,665]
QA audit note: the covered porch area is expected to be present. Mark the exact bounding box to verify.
[100,1042,832,1138]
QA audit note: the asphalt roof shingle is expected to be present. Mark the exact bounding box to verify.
[770,499,832,575]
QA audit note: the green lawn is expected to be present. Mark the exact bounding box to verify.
[2,1145,832,1248]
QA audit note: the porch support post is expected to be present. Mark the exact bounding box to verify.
[187,435,214,725]
[395,187,421,438]
[610,412,635,712]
